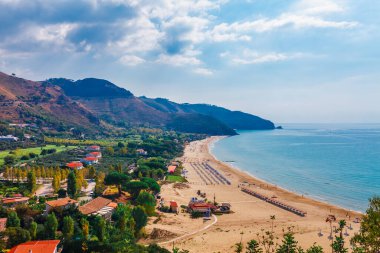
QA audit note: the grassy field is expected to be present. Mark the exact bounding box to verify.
[166,175,187,182]
[0,145,76,166]
[44,136,142,146]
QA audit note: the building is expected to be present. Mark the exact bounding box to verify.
[9,240,61,253]
[79,197,117,220]
[169,201,178,213]
[66,161,83,170]
[188,202,217,213]
[1,197,29,207]
[87,145,100,151]
[81,157,99,165]
[0,218,7,232]
[136,148,148,156]
[44,197,78,215]
[86,151,102,158]
[167,165,177,174]
[0,135,18,142]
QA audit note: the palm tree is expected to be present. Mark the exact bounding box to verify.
[270,215,276,232]
[326,215,337,253]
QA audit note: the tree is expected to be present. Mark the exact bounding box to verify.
[276,232,299,253]
[105,146,114,156]
[45,213,58,239]
[52,174,60,193]
[235,242,243,253]
[88,166,96,179]
[57,188,67,198]
[67,171,77,198]
[306,244,324,253]
[4,155,15,165]
[6,211,20,228]
[63,216,75,240]
[94,216,106,242]
[351,197,380,253]
[81,218,89,239]
[123,181,149,199]
[104,172,130,196]
[136,191,156,216]
[141,177,160,193]
[247,239,263,253]
[27,171,36,193]
[132,206,148,233]
[29,221,37,240]
[5,227,31,248]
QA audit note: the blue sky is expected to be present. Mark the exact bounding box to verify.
[1,0,379,123]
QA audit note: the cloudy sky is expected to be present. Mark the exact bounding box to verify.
[1,0,379,123]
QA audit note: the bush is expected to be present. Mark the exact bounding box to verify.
[20,155,29,160]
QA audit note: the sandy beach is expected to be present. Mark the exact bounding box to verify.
[143,136,362,252]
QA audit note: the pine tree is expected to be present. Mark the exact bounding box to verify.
[67,171,77,198]
[63,216,74,240]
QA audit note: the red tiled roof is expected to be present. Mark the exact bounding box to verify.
[189,203,216,209]
[84,157,98,161]
[90,152,101,156]
[2,197,29,204]
[0,218,7,232]
[66,161,83,168]
[79,197,113,215]
[170,201,178,208]
[46,197,77,208]
[9,240,60,253]
[88,145,100,149]
[168,165,176,173]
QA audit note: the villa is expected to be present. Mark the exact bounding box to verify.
[1,197,29,207]
[136,148,148,156]
[81,156,99,165]
[79,197,118,220]
[9,240,61,253]
[0,135,19,142]
[66,161,83,170]
[168,165,177,174]
[86,151,102,158]
[44,197,78,215]
[87,145,100,151]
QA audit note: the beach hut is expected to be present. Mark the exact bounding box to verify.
[169,201,178,213]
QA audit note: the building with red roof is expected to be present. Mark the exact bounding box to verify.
[79,197,117,220]
[1,197,29,207]
[44,197,78,215]
[86,151,102,158]
[9,240,60,253]
[81,156,99,165]
[87,145,100,151]
[66,161,83,170]
[188,202,217,213]
[0,218,7,232]
[168,165,176,174]
[169,201,178,213]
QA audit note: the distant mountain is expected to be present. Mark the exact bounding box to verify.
[0,72,100,132]
[0,72,275,135]
[140,97,275,130]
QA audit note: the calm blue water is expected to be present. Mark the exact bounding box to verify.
[211,124,380,212]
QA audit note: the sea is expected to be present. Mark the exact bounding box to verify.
[210,124,380,212]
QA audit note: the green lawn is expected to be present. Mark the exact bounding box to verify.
[0,145,76,166]
[166,175,187,182]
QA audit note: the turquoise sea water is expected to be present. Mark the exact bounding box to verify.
[211,124,380,212]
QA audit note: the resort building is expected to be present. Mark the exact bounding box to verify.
[0,135,19,141]
[81,156,99,165]
[44,197,78,215]
[1,197,29,207]
[87,145,101,151]
[188,202,217,213]
[66,161,83,170]
[136,148,148,156]
[9,240,61,253]
[86,151,102,158]
[79,197,117,220]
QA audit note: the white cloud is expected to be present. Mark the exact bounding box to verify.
[193,67,213,75]
[119,54,145,66]
[222,50,306,65]
[156,53,201,66]
[292,0,345,15]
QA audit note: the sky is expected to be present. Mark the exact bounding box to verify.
[1,0,379,124]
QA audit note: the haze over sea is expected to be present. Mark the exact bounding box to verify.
[211,124,380,212]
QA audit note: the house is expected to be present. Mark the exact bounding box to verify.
[86,151,102,158]
[188,202,217,213]
[81,157,99,165]
[66,161,83,170]
[1,197,29,207]
[169,201,178,213]
[87,145,100,151]
[45,197,78,215]
[0,218,7,232]
[9,240,61,253]
[0,135,18,142]
[136,148,148,156]
[79,197,117,220]
[168,165,177,174]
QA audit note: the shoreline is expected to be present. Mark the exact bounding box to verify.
[207,135,363,216]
